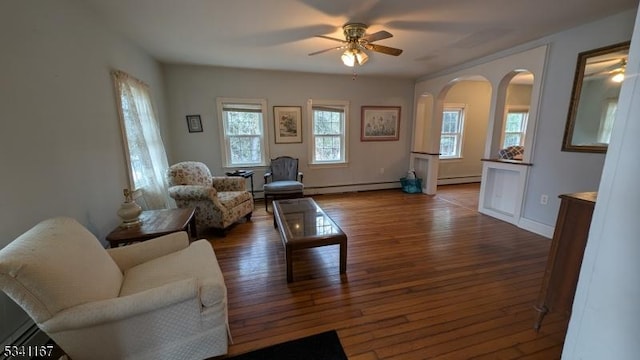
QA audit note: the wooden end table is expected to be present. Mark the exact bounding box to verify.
[225,170,255,198]
[273,198,347,282]
[106,208,197,247]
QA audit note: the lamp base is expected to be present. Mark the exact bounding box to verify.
[117,200,142,228]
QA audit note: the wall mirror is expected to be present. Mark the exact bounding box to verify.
[562,41,630,153]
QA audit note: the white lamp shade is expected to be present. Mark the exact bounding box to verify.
[341,50,355,67]
[355,50,368,65]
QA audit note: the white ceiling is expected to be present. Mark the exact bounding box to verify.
[83,0,638,79]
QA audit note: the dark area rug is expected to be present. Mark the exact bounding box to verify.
[226,330,348,360]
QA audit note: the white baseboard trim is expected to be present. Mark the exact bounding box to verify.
[254,181,401,199]
[304,181,400,196]
[518,217,554,239]
[478,207,518,226]
[437,176,482,185]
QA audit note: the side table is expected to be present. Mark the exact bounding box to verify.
[106,208,197,247]
[225,170,255,198]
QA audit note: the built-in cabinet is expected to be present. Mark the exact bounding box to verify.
[478,159,532,225]
[533,192,596,330]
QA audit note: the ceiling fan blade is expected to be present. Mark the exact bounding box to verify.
[315,35,347,43]
[362,30,392,43]
[309,45,347,56]
[365,43,403,56]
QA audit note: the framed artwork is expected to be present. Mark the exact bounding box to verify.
[274,106,302,143]
[361,106,401,141]
[186,115,203,133]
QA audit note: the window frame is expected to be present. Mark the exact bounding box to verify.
[501,106,529,148]
[112,70,171,209]
[307,99,349,166]
[216,97,269,168]
[597,98,617,144]
[439,104,466,159]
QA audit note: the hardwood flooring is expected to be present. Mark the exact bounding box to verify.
[211,184,567,359]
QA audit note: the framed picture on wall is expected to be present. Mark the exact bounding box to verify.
[361,106,401,141]
[186,115,203,133]
[274,106,302,143]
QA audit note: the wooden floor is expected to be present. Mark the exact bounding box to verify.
[211,183,568,359]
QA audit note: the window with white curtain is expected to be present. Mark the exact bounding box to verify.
[598,99,617,144]
[112,70,172,209]
[308,99,349,165]
[216,98,268,167]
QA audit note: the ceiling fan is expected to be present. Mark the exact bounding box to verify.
[309,23,403,67]
[584,57,627,82]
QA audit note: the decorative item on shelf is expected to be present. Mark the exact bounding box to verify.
[117,188,142,228]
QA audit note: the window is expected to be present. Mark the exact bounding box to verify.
[308,99,349,165]
[217,98,268,167]
[112,70,172,209]
[597,99,617,144]
[502,107,529,148]
[439,105,465,159]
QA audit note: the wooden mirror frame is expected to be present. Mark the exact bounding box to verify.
[562,41,630,153]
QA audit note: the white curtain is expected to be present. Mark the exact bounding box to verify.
[112,70,174,209]
[597,100,617,144]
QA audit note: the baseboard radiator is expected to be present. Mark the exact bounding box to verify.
[437,175,482,185]
[1,324,49,360]
[254,180,401,199]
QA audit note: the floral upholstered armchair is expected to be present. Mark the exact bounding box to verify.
[167,161,253,235]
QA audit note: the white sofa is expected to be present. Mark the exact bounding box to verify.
[0,217,229,360]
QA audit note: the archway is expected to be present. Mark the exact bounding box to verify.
[478,69,537,224]
[436,77,492,187]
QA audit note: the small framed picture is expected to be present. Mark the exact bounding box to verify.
[361,106,401,141]
[186,115,203,133]
[274,106,302,143]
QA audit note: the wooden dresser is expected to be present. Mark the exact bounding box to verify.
[533,192,597,330]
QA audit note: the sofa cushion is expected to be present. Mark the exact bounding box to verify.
[498,145,524,160]
[119,240,226,308]
[0,218,123,323]
[217,191,252,209]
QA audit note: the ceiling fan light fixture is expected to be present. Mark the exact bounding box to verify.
[310,22,402,69]
[341,48,368,67]
[611,72,625,83]
[610,59,626,83]
[341,50,356,67]
[355,50,368,65]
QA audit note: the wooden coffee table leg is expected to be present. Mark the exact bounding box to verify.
[340,239,347,274]
[286,244,293,283]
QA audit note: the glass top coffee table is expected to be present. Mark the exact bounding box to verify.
[272,197,347,282]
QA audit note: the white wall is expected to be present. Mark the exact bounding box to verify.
[506,84,532,110]
[438,81,491,182]
[522,10,636,226]
[414,9,636,231]
[0,0,167,346]
[563,5,640,358]
[162,65,415,195]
